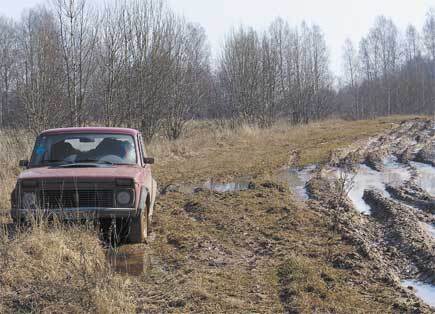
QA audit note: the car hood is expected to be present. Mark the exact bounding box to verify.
[18,165,145,183]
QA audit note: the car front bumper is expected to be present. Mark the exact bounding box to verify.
[11,207,137,221]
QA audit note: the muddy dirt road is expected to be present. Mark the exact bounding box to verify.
[104,118,435,313]
[307,118,435,310]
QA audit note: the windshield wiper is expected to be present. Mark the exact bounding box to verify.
[76,159,114,165]
[42,159,73,164]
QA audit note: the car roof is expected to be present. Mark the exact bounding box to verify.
[40,127,140,136]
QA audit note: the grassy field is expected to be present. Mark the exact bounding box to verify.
[149,116,418,184]
[0,116,425,313]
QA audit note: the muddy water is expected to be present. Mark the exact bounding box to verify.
[347,165,388,213]
[425,223,435,238]
[276,165,316,200]
[402,280,435,307]
[203,176,253,193]
[383,156,412,184]
[178,165,317,197]
[343,157,411,214]
[410,162,435,196]
[107,247,150,276]
[172,176,254,194]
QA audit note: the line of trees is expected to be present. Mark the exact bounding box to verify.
[0,0,210,140]
[213,19,332,127]
[338,13,435,119]
[0,0,434,141]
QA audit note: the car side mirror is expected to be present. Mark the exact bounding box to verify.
[19,160,29,168]
[143,157,154,165]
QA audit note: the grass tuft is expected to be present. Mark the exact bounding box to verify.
[0,222,136,313]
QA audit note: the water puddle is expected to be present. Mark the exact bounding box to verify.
[347,165,388,214]
[402,279,435,307]
[425,223,435,238]
[276,165,316,200]
[337,157,411,214]
[166,176,254,194]
[203,176,253,193]
[410,161,435,196]
[107,247,149,276]
[382,156,412,185]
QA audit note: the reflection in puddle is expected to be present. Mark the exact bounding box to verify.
[382,156,412,186]
[348,165,388,213]
[410,162,435,196]
[342,157,411,214]
[276,165,316,200]
[172,177,254,194]
[107,248,149,276]
[204,177,253,193]
[425,223,435,238]
[402,279,435,307]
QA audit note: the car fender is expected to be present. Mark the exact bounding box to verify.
[138,186,148,217]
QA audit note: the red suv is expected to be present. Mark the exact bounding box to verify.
[11,127,157,243]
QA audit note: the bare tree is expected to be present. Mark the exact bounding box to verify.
[423,9,435,61]
[96,2,124,126]
[342,38,359,118]
[163,22,210,139]
[216,20,332,127]
[54,0,98,126]
[17,7,65,133]
[423,9,435,113]
[0,17,17,127]
[218,26,262,126]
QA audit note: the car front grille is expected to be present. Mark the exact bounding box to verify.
[39,190,114,209]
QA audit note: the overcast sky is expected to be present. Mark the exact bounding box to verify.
[1,0,434,75]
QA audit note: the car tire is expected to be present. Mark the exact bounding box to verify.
[128,207,148,243]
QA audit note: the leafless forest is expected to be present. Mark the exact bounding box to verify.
[0,0,434,140]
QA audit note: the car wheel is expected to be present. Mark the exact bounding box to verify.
[128,208,148,244]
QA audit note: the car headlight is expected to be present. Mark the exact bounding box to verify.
[22,192,37,208]
[116,190,132,207]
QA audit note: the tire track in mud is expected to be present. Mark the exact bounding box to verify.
[306,118,435,310]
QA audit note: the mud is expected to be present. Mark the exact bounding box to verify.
[306,118,435,309]
[108,118,435,310]
[424,223,435,238]
[415,142,435,166]
[402,280,435,307]
[160,176,255,194]
[203,177,254,193]
[107,247,150,276]
[411,161,435,196]
[275,165,316,200]
[363,190,435,283]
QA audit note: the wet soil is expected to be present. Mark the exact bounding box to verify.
[275,165,316,200]
[107,244,151,276]
[106,118,435,312]
[4,117,435,313]
[306,118,435,309]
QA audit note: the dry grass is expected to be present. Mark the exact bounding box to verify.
[149,116,420,185]
[0,130,33,209]
[0,221,136,313]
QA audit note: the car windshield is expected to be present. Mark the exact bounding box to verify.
[29,133,137,167]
